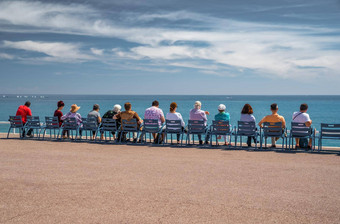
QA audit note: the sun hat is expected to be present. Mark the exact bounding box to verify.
[218,104,226,111]
[70,104,80,113]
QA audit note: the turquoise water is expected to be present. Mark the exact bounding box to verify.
[1,94,339,147]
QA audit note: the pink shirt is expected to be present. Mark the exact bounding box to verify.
[189,108,207,125]
[144,106,164,126]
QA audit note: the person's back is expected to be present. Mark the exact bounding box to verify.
[144,100,165,127]
[87,104,101,125]
[62,104,82,125]
[16,101,32,123]
[189,101,208,126]
[291,103,312,149]
[215,112,230,121]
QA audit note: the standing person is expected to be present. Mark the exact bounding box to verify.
[114,102,142,142]
[61,104,83,138]
[87,104,102,139]
[54,100,69,138]
[292,103,313,149]
[166,102,186,144]
[240,104,257,147]
[258,103,286,148]
[214,104,231,145]
[144,100,165,143]
[16,101,32,137]
[189,101,210,145]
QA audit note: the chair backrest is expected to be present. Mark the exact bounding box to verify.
[237,121,256,136]
[143,119,160,133]
[45,116,59,129]
[63,117,78,130]
[82,117,98,131]
[290,122,312,137]
[101,118,118,132]
[165,119,182,133]
[262,122,284,137]
[211,120,231,135]
[320,123,340,139]
[26,116,41,128]
[121,119,138,132]
[9,116,23,128]
[188,120,206,134]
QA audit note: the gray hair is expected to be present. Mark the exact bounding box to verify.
[194,101,201,109]
[113,104,121,112]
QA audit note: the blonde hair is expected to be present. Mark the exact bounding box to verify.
[194,101,201,109]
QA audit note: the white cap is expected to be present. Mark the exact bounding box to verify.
[113,104,122,112]
[218,104,226,111]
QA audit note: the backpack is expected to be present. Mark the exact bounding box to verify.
[299,138,308,148]
[103,110,116,119]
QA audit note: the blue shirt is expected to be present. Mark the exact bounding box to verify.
[215,112,230,121]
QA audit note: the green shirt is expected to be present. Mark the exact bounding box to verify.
[215,112,230,121]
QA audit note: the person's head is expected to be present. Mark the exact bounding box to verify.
[113,104,121,113]
[24,101,31,107]
[241,104,253,114]
[270,103,278,113]
[57,100,64,108]
[93,104,100,111]
[194,101,201,109]
[152,100,159,107]
[70,104,80,113]
[170,102,177,112]
[218,104,226,113]
[124,102,132,111]
[300,103,308,112]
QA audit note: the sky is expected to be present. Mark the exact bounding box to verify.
[0,0,340,95]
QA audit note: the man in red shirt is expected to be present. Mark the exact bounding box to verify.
[16,101,32,137]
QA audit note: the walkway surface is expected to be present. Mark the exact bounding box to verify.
[0,138,339,223]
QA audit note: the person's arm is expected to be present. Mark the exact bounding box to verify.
[98,115,102,124]
[282,117,286,129]
[114,113,120,120]
[202,112,207,121]
[61,112,69,120]
[226,113,230,121]
[28,108,32,116]
[134,112,143,124]
[178,113,185,127]
[258,117,265,127]
[160,110,165,123]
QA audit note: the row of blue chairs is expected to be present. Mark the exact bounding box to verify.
[7,115,340,151]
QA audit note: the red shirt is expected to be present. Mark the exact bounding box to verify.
[16,105,32,123]
[54,110,63,127]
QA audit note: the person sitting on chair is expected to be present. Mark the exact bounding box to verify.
[240,104,257,147]
[87,104,102,140]
[144,100,165,143]
[258,103,286,148]
[114,102,142,142]
[292,103,313,149]
[61,104,83,138]
[214,104,231,146]
[102,104,121,138]
[54,100,69,138]
[16,101,32,137]
[166,102,186,144]
[189,101,210,145]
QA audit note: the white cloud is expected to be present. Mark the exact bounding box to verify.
[0,53,15,59]
[90,48,104,55]
[0,1,339,79]
[2,40,93,62]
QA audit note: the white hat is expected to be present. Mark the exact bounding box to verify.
[218,104,226,111]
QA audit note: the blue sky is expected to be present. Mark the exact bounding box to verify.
[0,0,340,95]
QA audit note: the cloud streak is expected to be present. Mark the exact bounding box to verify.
[0,1,339,79]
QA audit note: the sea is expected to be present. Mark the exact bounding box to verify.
[1,94,339,147]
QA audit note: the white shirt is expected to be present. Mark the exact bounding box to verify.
[292,112,310,123]
[166,112,185,127]
[240,114,256,122]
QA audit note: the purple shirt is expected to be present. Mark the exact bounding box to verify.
[61,112,82,126]
[189,108,207,125]
[144,106,164,126]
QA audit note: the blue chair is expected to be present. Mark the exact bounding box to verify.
[234,121,258,149]
[61,117,80,140]
[24,116,42,138]
[140,119,163,144]
[163,119,184,145]
[209,120,232,148]
[81,117,99,141]
[186,120,208,145]
[119,119,140,143]
[260,122,286,149]
[288,122,315,150]
[318,123,340,151]
[7,116,24,138]
[42,116,61,139]
[99,118,119,142]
